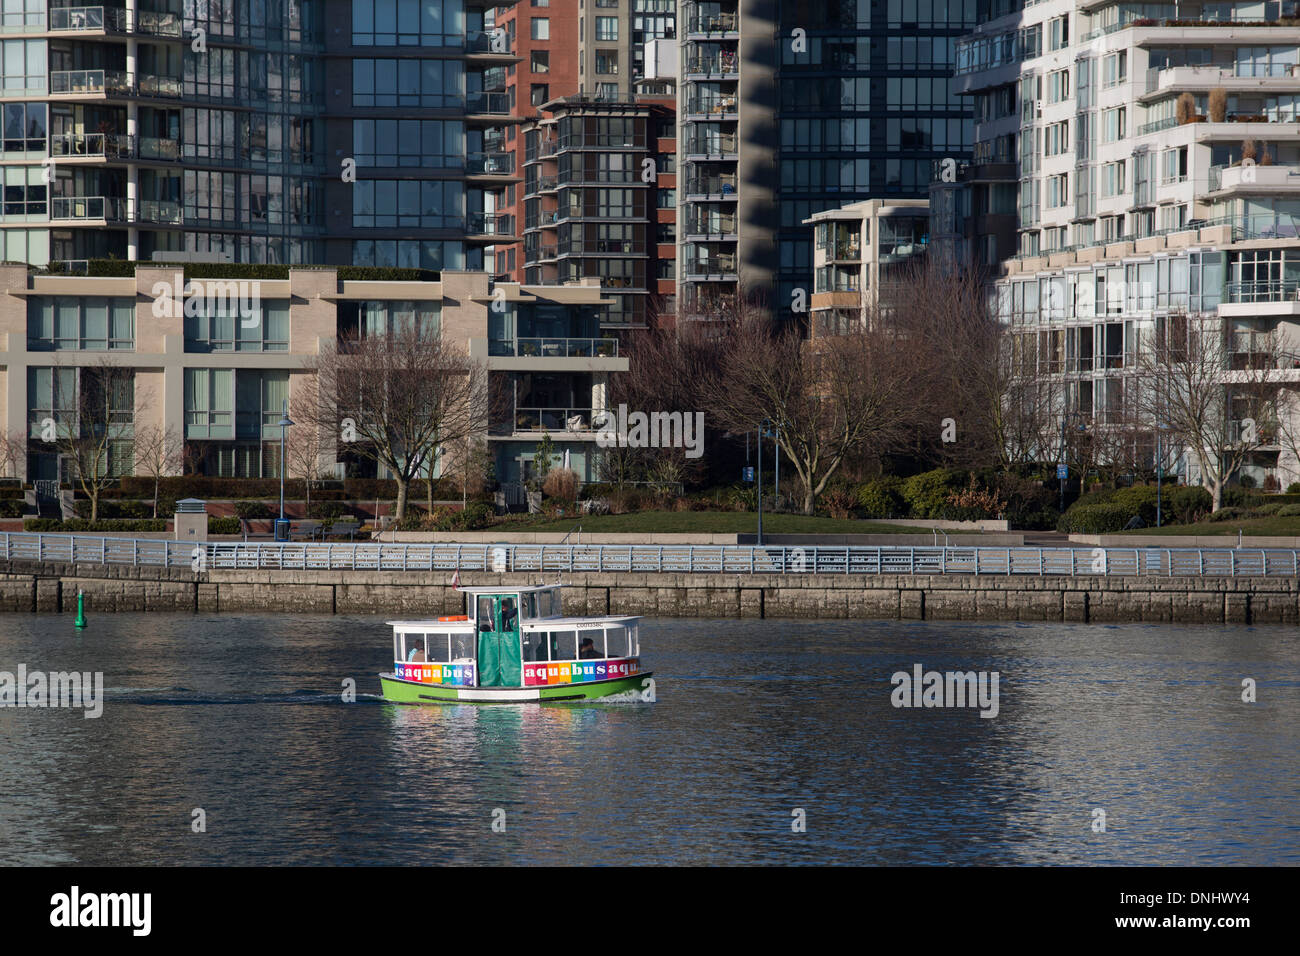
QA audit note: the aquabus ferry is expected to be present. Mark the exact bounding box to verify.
[378,584,650,703]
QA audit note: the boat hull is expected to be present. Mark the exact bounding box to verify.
[379,671,653,704]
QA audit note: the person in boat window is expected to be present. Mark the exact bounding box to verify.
[579,637,601,660]
[500,597,518,631]
[407,640,427,663]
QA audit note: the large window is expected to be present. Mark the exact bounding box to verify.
[351,0,466,46]
[353,119,464,167]
[2,101,44,152]
[352,179,463,228]
[352,58,463,107]
[184,368,235,438]
[28,297,135,351]
[530,17,549,39]
[185,301,290,352]
[595,16,618,40]
[340,300,441,338]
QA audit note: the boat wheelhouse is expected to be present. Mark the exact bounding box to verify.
[378,584,649,703]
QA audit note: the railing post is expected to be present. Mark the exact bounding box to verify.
[133,538,138,566]
[1198,550,1204,575]
[38,534,42,562]
[101,536,106,564]
[1230,550,1235,576]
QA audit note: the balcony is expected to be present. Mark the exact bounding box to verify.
[464,212,516,238]
[685,215,737,237]
[828,240,862,261]
[138,199,182,224]
[48,132,133,159]
[683,175,737,198]
[48,69,180,97]
[683,254,737,278]
[1226,280,1300,303]
[465,30,512,55]
[533,174,559,192]
[683,133,738,156]
[685,12,738,34]
[1209,163,1300,195]
[508,407,596,434]
[466,91,511,116]
[49,196,130,221]
[466,151,515,175]
[490,337,618,358]
[685,52,739,76]
[685,96,738,118]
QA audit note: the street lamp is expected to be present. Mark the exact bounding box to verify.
[1155,423,1170,527]
[278,400,294,535]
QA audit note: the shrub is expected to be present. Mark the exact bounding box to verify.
[855,477,905,518]
[941,476,1007,521]
[1057,503,1134,534]
[0,499,25,517]
[901,468,965,519]
[820,486,857,520]
[1176,91,1195,124]
[208,516,241,534]
[1286,482,1300,494]
[1208,87,1227,122]
[542,467,579,503]
[233,500,274,519]
[1205,506,1249,523]
[308,500,349,520]
[1278,504,1300,517]
[23,518,168,532]
[1166,486,1211,524]
[1238,474,1256,489]
[72,498,153,519]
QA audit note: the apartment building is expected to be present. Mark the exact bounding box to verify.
[955,1,1300,487]
[803,198,930,336]
[0,264,627,485]
[520,92,676,330]
[0,0,520,272]
[677,0,974,323]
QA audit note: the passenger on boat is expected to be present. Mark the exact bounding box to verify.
[407,642,427,662]
[501,597,518,630]
[579,637,601,659]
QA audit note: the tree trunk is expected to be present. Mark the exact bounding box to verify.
[395,479,408,521]
[90,488,99,523]
[153,476,161,519]
[803,489,815,515]
[427,475,434,515]
[1211,480,1223,512]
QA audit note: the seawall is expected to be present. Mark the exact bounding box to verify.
[0,558,1293,624]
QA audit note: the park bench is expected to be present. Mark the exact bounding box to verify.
[323,518,360,541]
[290,520,323,541]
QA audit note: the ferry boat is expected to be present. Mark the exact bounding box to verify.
[378,584,650,704]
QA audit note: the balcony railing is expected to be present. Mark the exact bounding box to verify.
[138,199,182,224]
[48,6,106,30]
[684,133,738,155]
[466,151,515,175]
[48,69,179,96]
[490,337,618,358]
[466,91,511,114]
[683,254,737,276]
[1226,279,1300,303]
[464,212,515,236]
[686,217,737,235]
[49,132,133,158]
[508,407,597,433]
[828,240,862,260]
[685,96,738,116]
[465,30,510,54]
[139,135,180,160]
[49,195,130,221]
[684,176,737,196]
[686,52,739,75]
[686,12,738,32]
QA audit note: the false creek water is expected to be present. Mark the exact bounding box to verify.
[1,613,1297,866]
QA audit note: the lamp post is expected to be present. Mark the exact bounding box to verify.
[757,419,765,546]
[278,401,294,534]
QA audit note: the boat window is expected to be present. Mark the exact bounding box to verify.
[426,633,451,663]
[551,590,562,617]
[532,590,552,618]
[450,632,475,663]
[629,624,639,655]
[521,592,537,620]
[393,633,402,661]
[403,633,429,662]
[550,629,578,661]
[476,596,494,630]
[605,625,631,659]
[521,630,548,662]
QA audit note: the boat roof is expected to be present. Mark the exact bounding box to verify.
[452,584,567,595]
[387,615,640,629]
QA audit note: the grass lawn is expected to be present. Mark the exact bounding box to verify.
[1114,517,1300,536]
[500,511,979,534]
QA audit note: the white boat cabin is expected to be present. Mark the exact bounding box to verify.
[388,585,641,689]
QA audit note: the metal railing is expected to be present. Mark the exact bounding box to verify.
[5,533,1300,578]
[489,337,618,358]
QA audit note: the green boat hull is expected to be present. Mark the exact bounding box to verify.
[379,671,653,704]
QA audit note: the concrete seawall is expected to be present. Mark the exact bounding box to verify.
[0,558,1294,623]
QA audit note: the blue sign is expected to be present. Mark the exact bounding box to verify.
[1056,463,1068,480]
[743,467,755,482]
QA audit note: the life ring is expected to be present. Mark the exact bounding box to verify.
[438,615,469,622]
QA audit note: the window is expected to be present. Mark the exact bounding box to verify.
[353,118,464,167]
[352,58,463,107]
[351,0,467,46]
[1044,120,1069,156]
[531,17,549,39]
[2,101,44,152]
[596,16,618,41]
[27,297,135,351]
[1102,51,1127,88]
[1101,160,1126,196]
[1160,145,1187,185]
[596,50,618,74]
[1047,68,1070,104]
[1046,173,1069,208]
[352,179,464,228]
[1102,106,1126,142]
[185,301,290,352]
[1048,15,1069,52]
[530,83,548,106]
[531,49,549,73]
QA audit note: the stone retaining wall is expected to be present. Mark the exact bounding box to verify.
[0,558,1294,623]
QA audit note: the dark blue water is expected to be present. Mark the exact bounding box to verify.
[0,613,1297,865]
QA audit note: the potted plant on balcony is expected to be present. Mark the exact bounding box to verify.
[1208,87,1227,123]
[1176,92,1194,125]
[1242,138,1258,164]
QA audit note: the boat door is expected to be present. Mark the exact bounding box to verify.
[476,594,522,687]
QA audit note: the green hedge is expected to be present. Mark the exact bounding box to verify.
[23,518,168,532]
[901,468,967,519]
[0,499,25,517]
[78,261,439,282]
[208,516,241,534]
[1057,503,1134,534]
[854,477,905,518]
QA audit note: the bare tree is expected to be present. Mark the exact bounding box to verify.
[133,422,184,517]
[0,429,25,479]
[285,379,331,516]
[52,357,137,522]
[1135,312,1280,511]
[705,306,918,514]
[302,324,490,521]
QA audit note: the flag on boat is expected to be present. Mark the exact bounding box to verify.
[451,569,460,590]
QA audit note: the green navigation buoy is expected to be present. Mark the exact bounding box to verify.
[74,590,87,629]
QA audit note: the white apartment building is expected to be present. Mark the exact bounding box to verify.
[955,0,1300,489]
